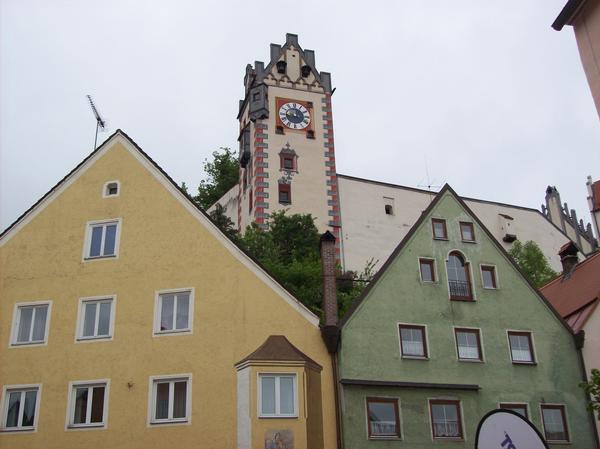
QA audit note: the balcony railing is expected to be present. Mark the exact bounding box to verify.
[448,280,471,299]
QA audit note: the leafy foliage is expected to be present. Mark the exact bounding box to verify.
[209,203,238,240]
[580,369,600,420]
[239,211,372,317]
[508,240,558,287]
[193,147,239,210]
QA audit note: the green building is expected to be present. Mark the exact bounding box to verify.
[337,185,597,448]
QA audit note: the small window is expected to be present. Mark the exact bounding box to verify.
[541,405,569,442]
[432,219,447,240]
[103,181,119,197]
[84,220,120,259]
[276,126,284,135]
[259,374,297,418]
[481,266,497,289]
[77,297,115,341]
[150,376,190,424]
[419,258,435,282]
[429,400,463,439]
[281,155,295,170]
[278,183,291,205]
[252,91,260,101]
[68,381,108,428]
[306,130,315,139]
[499,403,528,419]
[366,397,401,439]
[385,204,394,215]
[1,386,40,431]
[11,302,51,346]
[507,331,535,364]
[460,222,475,242]
[154,290,193,335]
[454,328,483,361]
[398,324,428,358]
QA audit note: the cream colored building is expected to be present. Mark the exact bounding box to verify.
[216,34,598,273]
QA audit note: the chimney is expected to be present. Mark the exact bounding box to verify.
[559,241,579,275]
[320,231,340,353]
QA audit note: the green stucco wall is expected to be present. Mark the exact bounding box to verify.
[339,191,596,448]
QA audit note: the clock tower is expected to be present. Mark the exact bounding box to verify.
[236,33,341,259]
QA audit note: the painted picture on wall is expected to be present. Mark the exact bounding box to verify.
[265,429,294,449]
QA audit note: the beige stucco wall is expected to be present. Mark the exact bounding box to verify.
[338,176,570,273]
[573,0,600,119]
[0,136,337,449]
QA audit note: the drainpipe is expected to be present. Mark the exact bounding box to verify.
[320,231,343,449]
[574,330,600,449]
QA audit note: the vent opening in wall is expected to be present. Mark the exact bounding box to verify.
[383,197,395,216]
[104,182,119,197]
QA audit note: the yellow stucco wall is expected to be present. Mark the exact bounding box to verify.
[0,136,337,449]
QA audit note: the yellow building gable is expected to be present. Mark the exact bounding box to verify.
[0,131,337,449]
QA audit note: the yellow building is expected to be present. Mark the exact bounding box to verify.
[0,130,338,449]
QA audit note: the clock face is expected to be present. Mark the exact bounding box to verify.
[279,102,311,129]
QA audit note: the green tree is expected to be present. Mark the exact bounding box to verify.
[580,369,600,420]
[193,147,239,210]
[239,211,371,317]
[508,240,558,287]
[209,203,238,240]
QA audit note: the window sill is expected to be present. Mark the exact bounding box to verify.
[369,436,402,440]
[67,424,106,430]
[401,355,429,360]
[546,439,570,444]
[258,415,298,419]
[77,336,112,342]
[458,358,484,363]
[433,437,464,441]
[511,361,537,366]
[461,240,477,244]
[450,297,475,302]
[482,286,498,290]
[0,427,36,433]
[150,419,189,426]
[433,237,449,241]
[154,329,192,336]
[84,255,117,261]
[279,202,291,206]
[10,341,46,347]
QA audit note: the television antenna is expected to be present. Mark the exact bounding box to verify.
[86,95,107,150]
[417,155,442,199]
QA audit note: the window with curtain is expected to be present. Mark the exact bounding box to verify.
[151,377,189,423]
[12,303,50,345]
[399,325,427,358]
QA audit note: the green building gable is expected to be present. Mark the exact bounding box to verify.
[338,185,596,448]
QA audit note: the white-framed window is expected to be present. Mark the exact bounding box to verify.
[83,219,121,260]
[153,289,194,335]
[102,181,120,198]
[76,296,115,342]
[10,301,52,346]
[66,380,109,429]
[258,374,297,418]
[0,384,41,431]
[148,375,191,425]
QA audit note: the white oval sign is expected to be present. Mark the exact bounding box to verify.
[475,409,548,449]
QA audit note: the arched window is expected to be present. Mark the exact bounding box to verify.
[446,252,472,300]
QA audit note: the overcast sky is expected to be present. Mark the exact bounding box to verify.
[1,0,599,232]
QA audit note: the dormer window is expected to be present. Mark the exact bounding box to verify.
[276,60,287,74]
[103,181,119,197]
[301,65,311,78]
